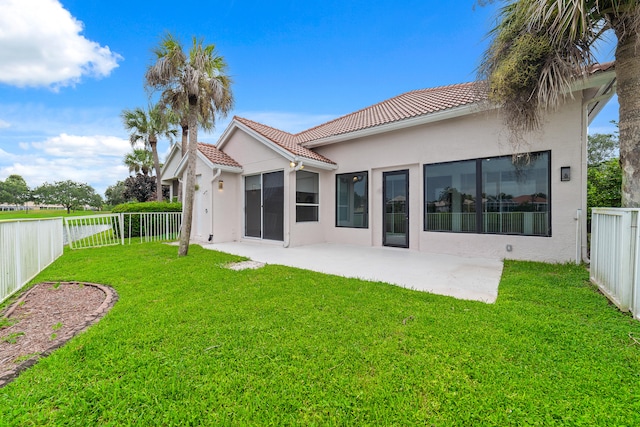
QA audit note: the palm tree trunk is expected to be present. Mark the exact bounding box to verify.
[178,103,198,256]
[178,121,188,202]
[149,138,163,202]
[615,19,640,207]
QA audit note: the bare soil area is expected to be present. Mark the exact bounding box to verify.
[0,282,117,387]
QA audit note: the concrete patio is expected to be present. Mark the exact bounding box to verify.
[200,242,504,303]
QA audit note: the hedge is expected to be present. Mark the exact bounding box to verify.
[112,202,182,238]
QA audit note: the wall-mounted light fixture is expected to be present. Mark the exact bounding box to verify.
[218,180,224,191]
[561,166,571,182]
[290,161,296,168]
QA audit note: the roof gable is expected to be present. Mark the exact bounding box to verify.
[197,143,242,169]
[220,117,337,168]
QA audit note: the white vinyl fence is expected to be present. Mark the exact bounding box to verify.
[0,218,64,303]
[64,212,182,249]
[590,208,640,320]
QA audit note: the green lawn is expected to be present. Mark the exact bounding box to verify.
[1,243,639,425]
[0,209,106,220]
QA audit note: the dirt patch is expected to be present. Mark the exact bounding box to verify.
[0,282,118,388]
[226,260,265,271]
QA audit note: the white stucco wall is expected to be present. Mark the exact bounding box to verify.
[313,97,588,263]
[192,92,589,262]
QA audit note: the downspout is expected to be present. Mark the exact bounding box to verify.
[579,100,589,264]
[284,160,304,248]
[210,168,221,243]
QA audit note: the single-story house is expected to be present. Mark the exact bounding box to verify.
[161,63,616,263]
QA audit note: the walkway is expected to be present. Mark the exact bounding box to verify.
[201,242,503,303]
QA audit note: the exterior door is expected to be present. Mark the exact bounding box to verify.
[383,170,409,248]
[244,171,284,241]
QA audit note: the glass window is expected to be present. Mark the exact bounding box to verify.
[424,151,550,236]
[425,160,477,232]
[336,172,368,228]
[482,152,550,236]
[296,170,319,222]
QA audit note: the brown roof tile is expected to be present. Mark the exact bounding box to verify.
[230,82,486,163]
[224,64,613,162]
[198,143,242,169]
[234,116,336,165]
[296,82,486,143]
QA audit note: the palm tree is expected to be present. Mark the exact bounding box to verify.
[146,33,233,256]
[479,1,640,206]
[122,104,177,202]
[123,148,155,176]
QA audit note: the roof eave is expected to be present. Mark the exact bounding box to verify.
[292,157,338,171]
[302,102,492,148]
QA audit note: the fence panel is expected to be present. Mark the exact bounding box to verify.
[65,214,123,249]
[590,208,640,319]
[0,218,64,303]
[64,212,182,249]
[123,212,182,244]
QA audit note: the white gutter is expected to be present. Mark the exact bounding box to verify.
[209,168,221,242]
[283,161,303,248]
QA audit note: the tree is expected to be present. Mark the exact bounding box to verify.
[33,180,99,214]
[146,33,233,256]
[122,104,177,201]
[123,174,156,203]
[479,1,640,206]
[588,129,619,166]
[0,174,30,206]
[105,180,129,206]
[587,132,622,229]
[588,158,622,228]
[123,148,155,176]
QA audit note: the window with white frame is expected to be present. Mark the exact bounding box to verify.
[296,170,319,222]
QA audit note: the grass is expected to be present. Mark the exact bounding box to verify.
[0,210,106,221]
[1,243,639,425]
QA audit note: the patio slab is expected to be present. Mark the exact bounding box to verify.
[200,242,503,303]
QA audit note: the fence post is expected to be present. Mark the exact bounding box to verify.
[633,211,640,319]
[119,213,125,245]
[15,221,22,289]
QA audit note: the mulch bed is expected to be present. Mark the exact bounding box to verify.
[0,282,118,388]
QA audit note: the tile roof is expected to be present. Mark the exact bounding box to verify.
[234,116,336,165]
[296,82,486,143]
[198,143,242,169]
[227,63,613,162]
[233,82,486,156]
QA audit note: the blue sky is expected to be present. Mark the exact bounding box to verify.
[0,0,619,196]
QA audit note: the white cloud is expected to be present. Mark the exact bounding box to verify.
[0,133,131,195]
[0,0,122,89]
[0,119,10,128]
[31,133,130,158]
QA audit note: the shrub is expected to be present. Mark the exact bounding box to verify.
[112,202,182,238]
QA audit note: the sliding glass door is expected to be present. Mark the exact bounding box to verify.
[244,171,284,241]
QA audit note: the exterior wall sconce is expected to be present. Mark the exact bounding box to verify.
[218,180,224,191]
[290,161,296,168]
[561,166,571,182]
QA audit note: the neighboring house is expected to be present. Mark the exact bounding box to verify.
[161,63,615,263]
